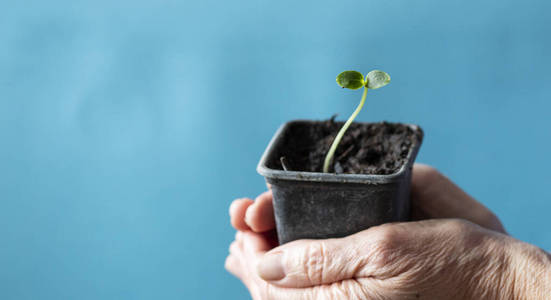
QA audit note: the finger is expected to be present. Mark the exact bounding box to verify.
[411,164,506,233]
[242,230,273,257]
[245,191,276,232]
[254,220,436,289]
[230,198,254,231]
[230,235,247,262]
[225,254,244,279]
[227,238,251,284]
[255,232,376,288]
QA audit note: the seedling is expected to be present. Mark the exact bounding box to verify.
[322,70,391,173]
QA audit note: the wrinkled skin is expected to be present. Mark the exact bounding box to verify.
[226,164,551,300]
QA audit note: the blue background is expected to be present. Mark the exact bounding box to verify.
[1,0,550,299]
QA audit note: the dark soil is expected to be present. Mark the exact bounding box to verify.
[272,119,423,175]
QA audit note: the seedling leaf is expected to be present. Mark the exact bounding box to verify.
[365,70,391,89]
[336,71,365,90]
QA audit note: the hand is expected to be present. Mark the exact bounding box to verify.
[226,164,551,299]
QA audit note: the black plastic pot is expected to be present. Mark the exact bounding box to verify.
[257,120,423,244]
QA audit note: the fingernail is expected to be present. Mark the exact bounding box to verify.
[244,204,255,225]
[257,252,285,281]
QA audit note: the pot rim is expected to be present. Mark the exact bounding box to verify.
[257,119,423,184]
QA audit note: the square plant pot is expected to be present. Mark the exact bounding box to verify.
[257,120,423,244]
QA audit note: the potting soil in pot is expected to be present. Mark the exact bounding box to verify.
[274,119,422,175]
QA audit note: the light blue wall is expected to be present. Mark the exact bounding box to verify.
[1,0,550,299]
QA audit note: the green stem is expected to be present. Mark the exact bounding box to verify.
[323,86,368,173]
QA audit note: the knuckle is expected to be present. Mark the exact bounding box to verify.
[229,241,240,255]
[443,219,482,244]
[445,218,471,232]
[367,225,403,268]
[371,224,403,246]
[225,255,243,280]
[301,241,329,285]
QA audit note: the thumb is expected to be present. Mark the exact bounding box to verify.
[256,234,370,288]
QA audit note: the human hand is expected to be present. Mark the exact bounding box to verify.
[226,164,551,299]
